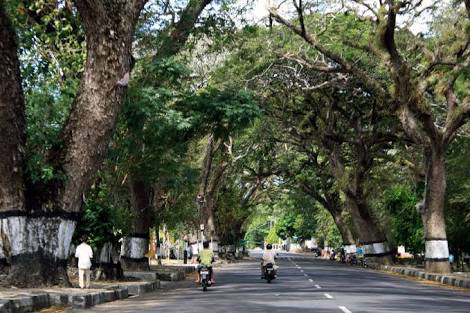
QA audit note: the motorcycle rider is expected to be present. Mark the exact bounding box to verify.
[261,243,276,278]
[196,241,215,284]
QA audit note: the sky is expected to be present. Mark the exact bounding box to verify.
[243,0,444,34]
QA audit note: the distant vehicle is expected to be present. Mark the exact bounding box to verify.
[311,247,321,257]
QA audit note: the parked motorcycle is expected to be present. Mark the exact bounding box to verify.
[199,266,212,291]
[347,253,358,265]
[329,250,336,260]
[263,263,276,283]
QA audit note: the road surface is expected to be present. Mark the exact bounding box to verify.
[68,252,470,313]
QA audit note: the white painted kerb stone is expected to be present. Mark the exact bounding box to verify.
[0,216,75,259]
[425,240,449,259]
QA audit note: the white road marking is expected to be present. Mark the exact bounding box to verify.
[315,284,321,289]
[308,279,313,282]
[304,274,308,277]
[324,293,333,299]
[300,269,304,272]
[339,306,352,313]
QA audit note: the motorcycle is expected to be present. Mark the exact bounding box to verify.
[199,266,212,291]
[329,250,336,260]
[263,263,276,283]
[347,253,358,265]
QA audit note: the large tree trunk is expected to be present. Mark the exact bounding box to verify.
[198,135,226,252]
[346,197,393,264]
[0,0,146,287]
[203,162,228,253]
[329,145,393,264]
[301,183,356,250]
[0,1,27,279]
[421,147,451,273]
[0,3,74,286]
[204,196,219,245]
[330,209,355,249]
[120,178,152,271]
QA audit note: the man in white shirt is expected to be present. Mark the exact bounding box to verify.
[261,243,276,278]
[75,236,93,288]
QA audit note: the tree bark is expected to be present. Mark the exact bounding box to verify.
[0,2,74,286]
[421,147,451,273]
[198,135,228,252]
[329,145,393,264]
[300,182,355,248]
[0,0,147,286]
[331,209,355,248]
[120,178,153,271]
[155,0,213,59]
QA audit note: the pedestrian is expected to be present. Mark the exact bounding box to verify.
[75,236,93,288]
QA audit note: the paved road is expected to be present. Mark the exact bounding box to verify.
[69,252,470,313]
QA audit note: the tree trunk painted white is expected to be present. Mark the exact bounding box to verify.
[421,149,451,273]
[343,244,357,254]
[120,236,149,271]
[346,198,393,264]
[0,216,75,286]
[0,0,147,287]
[0,216,75,259]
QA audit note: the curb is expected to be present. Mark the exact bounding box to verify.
[0,281,159,313]
[367,263,470,289]
[146,265,197,281]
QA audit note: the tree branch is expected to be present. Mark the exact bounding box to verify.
[154,0,212,59]
[268,6,388,101]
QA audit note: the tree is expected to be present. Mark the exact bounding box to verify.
[268,0,469,273]
[116,0,215,270]
[0,0,147,286]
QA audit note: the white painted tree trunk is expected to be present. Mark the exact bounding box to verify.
[0,216,75,287]
[120,236,149,271]
[0,216,75,260]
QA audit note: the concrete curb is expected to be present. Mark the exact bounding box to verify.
[145,265,197,281]
[0,281,159,313]
[368,263,470,289]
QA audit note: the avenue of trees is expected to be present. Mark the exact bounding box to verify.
[0,0,468,287]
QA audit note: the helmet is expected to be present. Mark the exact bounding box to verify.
[266,243,272,250]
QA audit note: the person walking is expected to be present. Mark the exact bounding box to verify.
[75,236,93,288]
